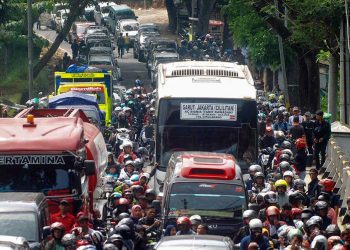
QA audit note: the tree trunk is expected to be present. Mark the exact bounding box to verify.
[305,52,320,111]
[196,0,216,36]
[328,53,338,119]
[164,0,177,32]
[33,0,90,79]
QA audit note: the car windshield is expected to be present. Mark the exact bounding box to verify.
[122,23,139,31]
[0,166,70,194]
[101,7,109,13]
[0,212,37,242]
[168,183,245,219]
[76,25,87,34]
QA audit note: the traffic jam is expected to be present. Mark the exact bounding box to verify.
[0,1,340,250]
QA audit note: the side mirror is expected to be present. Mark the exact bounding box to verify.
[42,226,51,240]
[84,160,95,176]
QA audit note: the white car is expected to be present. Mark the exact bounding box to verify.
[115,19,139,45]
[0,236,30,250]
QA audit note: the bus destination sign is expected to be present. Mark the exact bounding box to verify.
[180,103,237,121]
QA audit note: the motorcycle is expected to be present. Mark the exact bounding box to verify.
[101,176,116,199]
[114,128,131,155]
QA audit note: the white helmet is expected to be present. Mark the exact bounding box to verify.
[190,215,202,224]
[114,107,122,112]
[283,171,294,178]
[120,140,133,149]
[249,218,263,229]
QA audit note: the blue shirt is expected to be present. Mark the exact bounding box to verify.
[240,235,270,250]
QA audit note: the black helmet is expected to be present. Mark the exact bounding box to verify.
[137,147,149,156]
[117,212,130,221]
[301,208,314,221]
[243,210,257,220]
[103,243,118,250]
[264,191,277,204]
[325,224,341,237]
[279,154,291,163]
[315,201,328,211]
[132,185,144,194]
[248,203,260,212]
[114,224,133,240]
[305,216,323,229]
[293,179,306,188]
[281,141,292,149]
[256,193,266,205]
[145,188,157,198]
[281,149,293,157]
[279,161,290,171]
[117,218,135,232]
[108,234,123,244]
[289,191,305,205]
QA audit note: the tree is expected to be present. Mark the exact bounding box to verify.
[33,0,92,79]
[196,0,216,36]
[164,0,177,32]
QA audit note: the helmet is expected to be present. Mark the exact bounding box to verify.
[114,106,122,112]
[295,221,304,230]
[132,185,144,194]
[277,225,291,238]
[279,154,291,163]
[275,131,285,140]
[117,212,130,221]
[62,234,76,247]
[249,218,263,229]
[264,191,277,204]
[256,193,266,205]
[289,191,305,204]
[145,189,157,198]
[110,192,122,201]
[137,147,149,156]
[295,138,307,150]
[293,179,306,188]
[281,149,293,158]
[90,230,104,245]
[305,216,323,229]
[118,218,135,232]
[265,206,280,217]
[130,174,139,182]
[124,160,135,168]
[287,228,303,241]
[319,178,336,192]
[189,215,202,224]
[108,234,123,244]
[248,164,262,174]
[51,222,65,232]
[114,224,132,240]
[325,224,341,236]
[242,210,257,220]
[310,235,328,250]
[77,246,96,250]
[281,141,292,149]
[279,161,291,171]
[116,198,130,206]
[103,243,118,250]
[275,179,288,189]
[268,93,276,101]
[121,141,133,149]
[254,172,264,179]
[283,171,294,178]
[177,216,191,226]
[301,208,313,221]
[315,201,328,211]
[291,208,302,216]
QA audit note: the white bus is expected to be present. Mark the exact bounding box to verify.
[154,61,257,191]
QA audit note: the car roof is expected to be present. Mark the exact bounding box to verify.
[0,235,29,246]
[119,19,139,24]
[154,52,179,58]
[156,235,232,248]
[0,192,45,213]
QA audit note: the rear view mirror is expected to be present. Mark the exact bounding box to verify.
[84,160,95,176]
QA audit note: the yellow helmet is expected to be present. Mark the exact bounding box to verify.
[268,93,276,101]
[275,179,288,188]
[279,95,284,101]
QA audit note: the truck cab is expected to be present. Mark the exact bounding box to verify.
[162,152,246,237]
[0,108,108,215]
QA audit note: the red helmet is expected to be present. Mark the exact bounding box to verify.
[319,178,335,192]
[176,216,191,226]
[117,198,130,206]
[291,208,302,216]
[295,138,306,150]
[265,206,280,217]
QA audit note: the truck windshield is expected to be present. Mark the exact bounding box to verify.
[0,212,37,242]
[0,166,70,194]
[168,182,245,219]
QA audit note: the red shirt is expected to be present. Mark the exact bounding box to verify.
[50,212,76,232]
[117,151,137,164]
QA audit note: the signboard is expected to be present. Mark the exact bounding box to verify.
[0,155,74,166]
[70,87,103,92]
[180,103,237,121]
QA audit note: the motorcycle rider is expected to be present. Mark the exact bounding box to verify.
[313,110,331,170]
[251,172,271,194]
[263,206,285,239]
[301,111,315,154]
[117,141,137,164]
[45,222,65,250]
[259,126,276,149]
[246,164,263,190]
[118,161,136,181]
[273,113,289,134]
[176,216,195,235]
[233,210,258,244]
[240,219,270,250]
[275,179,289,208]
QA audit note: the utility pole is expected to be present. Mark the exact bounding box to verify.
[275,0,290,108]
[340,18,346,123]
[27,0,33,100]
[328,53,338,120]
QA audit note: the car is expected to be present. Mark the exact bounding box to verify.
[86,26,109,36]
[153,235,234,250]
[106,5,137,34]
[145,39,178,66]
[88,54,121,82]
[68,21,95,43]
[134,32,160,62]
[161,152,246,237]
[115,19,139,46]
[149,52,179,86]
[0,236,30,250]
[0,192,50,249]
[138,23,160,34]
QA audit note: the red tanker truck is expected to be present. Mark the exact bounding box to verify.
[0,107,107,215]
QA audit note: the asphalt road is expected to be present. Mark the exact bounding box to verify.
[35,25,152,91]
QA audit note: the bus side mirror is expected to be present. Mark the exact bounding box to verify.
[84,160,96,176]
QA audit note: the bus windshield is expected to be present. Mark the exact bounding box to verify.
[156,99,257,170]
[168,182,245,219]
